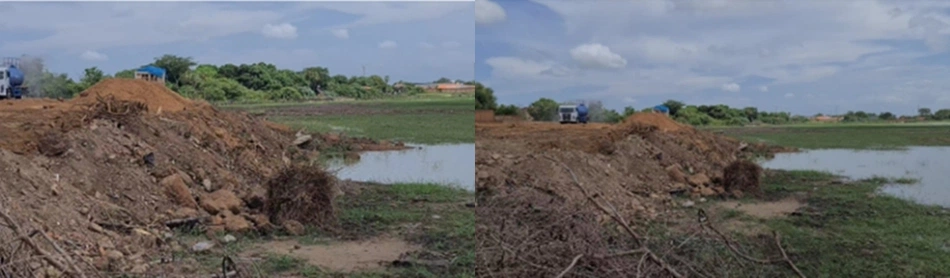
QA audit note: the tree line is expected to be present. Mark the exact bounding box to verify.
[475,85,950,125]
[15,54,468,101]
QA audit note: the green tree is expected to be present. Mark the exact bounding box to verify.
[933,109,950,120]
[663,100,685,115]
[475,83,497,110]
[152,55,197,86]
[879,112,896,120]
[80,67,106,87]
[918,107,932,118]
[495,104,520,115]
[527,98,559,121]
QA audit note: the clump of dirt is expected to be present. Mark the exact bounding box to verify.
[264,164,337,228]
[723,160,764,197]
[0,78,395,275]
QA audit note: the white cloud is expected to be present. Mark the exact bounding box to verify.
[419,42,435,49]
[331,28,349,39]
[378,40,398,49]
[261,23,298,39]
[480,0,950,114]
[721,83,740,92]
[79,50,108,61]
[569,43,627,69]
[475,0,506,25]
[784,93,795,99]
[442,41,461,48]
[306,2,471,28]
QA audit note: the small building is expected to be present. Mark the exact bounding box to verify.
[134,65,166,84]
[653,105,670,115]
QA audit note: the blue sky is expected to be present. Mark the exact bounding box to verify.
[0,1,474,84]
[476,0,950,116]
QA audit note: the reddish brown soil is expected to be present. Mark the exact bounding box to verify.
[0,79,400,275]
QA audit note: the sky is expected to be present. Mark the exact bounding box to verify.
[476,0,950,116]
[0,1,474,84]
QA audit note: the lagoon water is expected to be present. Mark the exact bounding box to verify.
[326,143,475,191]
[759,147,950,207]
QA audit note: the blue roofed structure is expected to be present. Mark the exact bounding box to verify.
[135,65,166,84]
[653,105,670,115]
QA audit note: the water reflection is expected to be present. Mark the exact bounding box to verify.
[759,147,950,207]
[326,144,475,190]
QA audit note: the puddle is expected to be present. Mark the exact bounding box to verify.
[759,147,950,207]
[327,143,474,190]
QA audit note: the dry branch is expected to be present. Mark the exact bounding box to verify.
[0,206,86,278]
[544,155,685,278]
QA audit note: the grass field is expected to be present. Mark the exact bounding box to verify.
[709,124,950,149]
[222,96,475,145]
[681,170,950,277]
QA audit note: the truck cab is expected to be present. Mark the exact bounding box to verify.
[558,104,589,124]
[0,63,25,100]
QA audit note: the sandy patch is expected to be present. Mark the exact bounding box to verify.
[244,236,420,273]
[719,198,804,219]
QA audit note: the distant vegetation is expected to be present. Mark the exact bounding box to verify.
[15,54,470,102]
[475,85,950,126]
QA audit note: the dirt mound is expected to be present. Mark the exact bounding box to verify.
[623,112,687,132]
[476,115,783,220]
[72,78,191,113]
[264,165,337,228]
[0,79,395,275]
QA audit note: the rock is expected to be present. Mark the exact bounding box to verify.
[104,250,124,260]
[244,214,271,228]
[699,186,717,197]
[130,263,149,274]
[687,173,711,187]
[681,200,695,208]
[200,190,243,215]
[222,234,237,243]
[160,174,198,208]
[224,215,252,233]
[731,190,745,198]
[293,134,312,146]
[202,179,213,192]
[282,220,305,236]
[192,241,214,253]
[169,207,200,219]
[666,164,687,183]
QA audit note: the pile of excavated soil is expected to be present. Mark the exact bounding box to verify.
[476,113,788,221]
[0,79,396,275]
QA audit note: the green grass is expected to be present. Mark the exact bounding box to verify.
[710,124,950,149]
[684,170,950,277]
[224,97,474,145]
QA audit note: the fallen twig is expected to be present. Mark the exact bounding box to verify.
[773,231,806,278]
[554,254,584,278]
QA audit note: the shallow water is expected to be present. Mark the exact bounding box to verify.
[759,147,950,207]
[326,143,474,190]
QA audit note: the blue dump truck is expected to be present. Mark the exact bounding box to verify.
[0,58,26,99]
[558,103,589,124]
